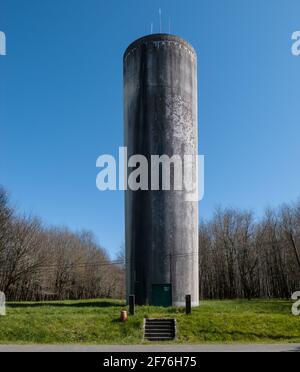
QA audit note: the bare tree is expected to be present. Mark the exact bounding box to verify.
[1,184,299,301]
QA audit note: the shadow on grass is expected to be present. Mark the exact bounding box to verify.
[7,301,126,309]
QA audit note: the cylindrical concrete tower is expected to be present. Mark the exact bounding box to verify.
[124,34,199,307]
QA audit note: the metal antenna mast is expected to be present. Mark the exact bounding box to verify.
[159,8,162,33]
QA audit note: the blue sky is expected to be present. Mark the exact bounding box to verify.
[0,0,300,258]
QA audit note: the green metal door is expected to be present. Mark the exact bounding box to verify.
[152,284,172,307]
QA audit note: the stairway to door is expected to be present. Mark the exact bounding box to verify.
[144,318,176,342]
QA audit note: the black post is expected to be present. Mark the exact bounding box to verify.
[129,295,135,316]
[186,295,192,315]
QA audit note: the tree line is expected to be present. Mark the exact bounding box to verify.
[1,185,299,301]
[199,205,300,299]
[0,186,125,301]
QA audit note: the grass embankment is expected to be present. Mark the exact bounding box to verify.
[0,299,299,344]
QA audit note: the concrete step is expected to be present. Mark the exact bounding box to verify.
[145,330,174,333]
[145,325,174,328]
[145,337,175,342]
[146,323,174,326]
[145,330,175,335]
[146,319,174,322]
[144,318,176,342]
[145,333,175,338]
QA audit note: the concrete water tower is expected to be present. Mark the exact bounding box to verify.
[124,34,199,307]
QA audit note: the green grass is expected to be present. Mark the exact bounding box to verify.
[0,299,299,344]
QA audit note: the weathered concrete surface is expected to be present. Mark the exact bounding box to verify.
[124,34,199,306]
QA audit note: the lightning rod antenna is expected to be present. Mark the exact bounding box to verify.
[159,8,162,33]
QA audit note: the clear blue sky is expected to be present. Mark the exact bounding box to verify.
[1,0,300,258]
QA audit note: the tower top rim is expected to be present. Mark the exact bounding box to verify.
[124,34,197,62]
